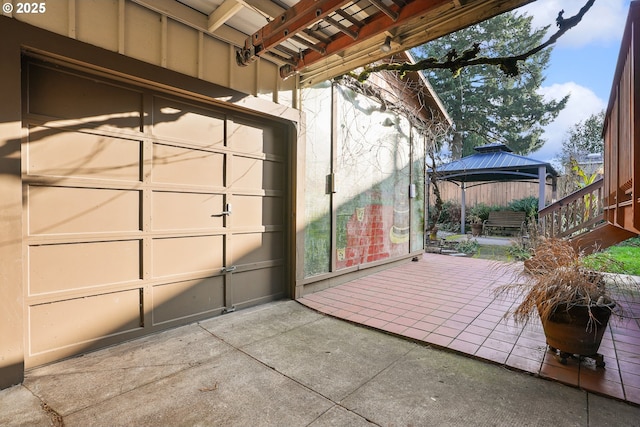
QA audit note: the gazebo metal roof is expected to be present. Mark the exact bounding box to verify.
[433,143,558,183]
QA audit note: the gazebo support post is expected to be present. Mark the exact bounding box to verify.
[538,165,546,212]
[538,165,546,231]
[461,182,466,234]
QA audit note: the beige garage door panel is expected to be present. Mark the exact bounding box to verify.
[152,191,224,230]
[29,289,142,355]
[153,144,225,187]
[232,157,283,190]
[152,236,224,278]
[152,276,225,325]
[27,126,142,181]
[231,267,285,306]
[233,195,263,228]
[152,96,225,148]
[228,121,264,155]
[229,119,285,157]
[28,186,140,235]
[28,240,142,295]
[232,156,263,190]
[232,232,284,265]
[27,63,142,131]
[263,159,285,191]
[233,195,284,228]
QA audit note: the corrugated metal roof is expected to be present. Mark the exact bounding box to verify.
[431,144,558,183]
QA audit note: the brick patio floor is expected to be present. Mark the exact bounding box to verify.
[298,253,640,405]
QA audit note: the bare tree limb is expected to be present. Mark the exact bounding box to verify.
[347,0,595,82]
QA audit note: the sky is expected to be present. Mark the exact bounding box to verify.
[514,0,631,166]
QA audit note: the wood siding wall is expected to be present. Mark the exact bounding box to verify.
[4,0,296,106]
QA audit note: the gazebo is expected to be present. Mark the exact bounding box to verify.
[429,143,558,234]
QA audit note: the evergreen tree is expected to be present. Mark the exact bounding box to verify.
[412,11,568,158]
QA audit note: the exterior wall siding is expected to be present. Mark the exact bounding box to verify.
[3,0,295,106]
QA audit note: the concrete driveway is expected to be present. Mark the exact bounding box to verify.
[2,300,639,426]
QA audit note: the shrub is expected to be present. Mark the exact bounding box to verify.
[495,238,622,324]
[430,201,461,232]
[455,236,479,254]
[507,196,539,220]
[467,203,492,223]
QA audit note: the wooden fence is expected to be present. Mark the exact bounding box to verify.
[430,180,555,209]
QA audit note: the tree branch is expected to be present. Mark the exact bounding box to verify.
[347,0,595,82]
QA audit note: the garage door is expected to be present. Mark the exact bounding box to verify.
[22,60,289,367]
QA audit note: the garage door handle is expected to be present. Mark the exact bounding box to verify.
[221,265,237,273]
[212,203,232,217]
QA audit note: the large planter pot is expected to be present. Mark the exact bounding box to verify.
[471,223,483,236]
[539,302,614,367]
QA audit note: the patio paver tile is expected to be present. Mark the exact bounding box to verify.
[506,354,543,373]
[624,386,640,405]
[362,317,388,328]
[474,347,509,364]
[433,325,463,338]
[381,322,408,335]
[481,337,516,353]
[580,377,626,400]
[297,253,640,405]
[449,339,480,355]
[539,363,579,386]
[425,333,454,348]
[455,331,488,346]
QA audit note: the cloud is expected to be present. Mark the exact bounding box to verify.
[517,0,627,48]
[530,82,606,164]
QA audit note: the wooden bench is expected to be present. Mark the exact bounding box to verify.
[482,211,526,236]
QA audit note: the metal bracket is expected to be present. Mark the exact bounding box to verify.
[222,305,236,314]
[236,46,257,67]
[221,265,237,273]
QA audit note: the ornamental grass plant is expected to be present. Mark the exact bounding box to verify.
[494,238,621,326]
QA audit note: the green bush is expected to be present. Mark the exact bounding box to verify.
[441,201,461,232]
[435,196,541,230]
[467,203,492,223]
[456,237,479,254]
[429,201,462,232]
[507,196,539,220]
[506,243,532,261]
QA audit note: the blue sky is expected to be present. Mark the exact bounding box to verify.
[514,0,630,165]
